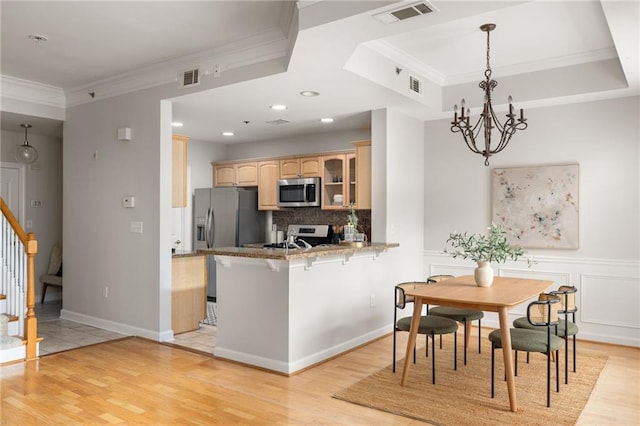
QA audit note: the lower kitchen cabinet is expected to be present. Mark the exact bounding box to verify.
[172,255,206,334]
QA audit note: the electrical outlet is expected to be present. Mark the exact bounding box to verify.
[370,294,376,308]
[103,286,109,299]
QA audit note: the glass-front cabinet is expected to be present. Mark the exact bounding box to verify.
[322,153,355,210]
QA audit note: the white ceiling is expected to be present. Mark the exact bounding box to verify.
[1,1,638,143]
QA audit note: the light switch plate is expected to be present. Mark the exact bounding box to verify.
[118,127,132,141]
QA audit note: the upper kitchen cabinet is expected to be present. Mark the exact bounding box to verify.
[280,156,321,179]
[258,160,280,210]
[353,140,371,209]
[321,141,371,210]
[172,134,190,207]
[213,161,258,187]
[321,153,354,210]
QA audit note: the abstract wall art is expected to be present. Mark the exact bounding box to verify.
[491,164,579,249]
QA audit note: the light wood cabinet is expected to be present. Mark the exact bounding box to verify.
[214,145,370,209]
[214,162,258,187]
[258,160,280,210]
[172,135,189,207]
[321,153,353,210]
[172,255,206,334]
[280,156,321,179]
[353,140,371,209]
[214,163,235,187]
[235,162,258,186]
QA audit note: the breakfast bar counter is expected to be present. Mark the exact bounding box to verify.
[198,242,398,261]
[199,242,399,374]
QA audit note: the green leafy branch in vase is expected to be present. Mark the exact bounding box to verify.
[443,223,534,267]
[346,203,358,229]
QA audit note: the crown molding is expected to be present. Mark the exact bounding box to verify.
[366,39,447,85]
[444,47,620,86]
[366,41,619,88]
[0,75,66,109]
[64,28,290,108]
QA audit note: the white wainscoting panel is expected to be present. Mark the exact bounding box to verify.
[581,274,640,328]
[423,251,640,347]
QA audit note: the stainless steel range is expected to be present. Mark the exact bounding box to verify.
[263,224,334,249]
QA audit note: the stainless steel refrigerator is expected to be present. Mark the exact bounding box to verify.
[193,187,265,300]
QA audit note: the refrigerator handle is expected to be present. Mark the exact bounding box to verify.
[206,207,215,248]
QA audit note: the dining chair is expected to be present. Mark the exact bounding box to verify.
[427,275,484,365]
[392,281,427,372]
[392,282,458,384]
[513,285,578,384]
[489,293,563,407]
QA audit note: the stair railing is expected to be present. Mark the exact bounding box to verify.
[1,197,38,360]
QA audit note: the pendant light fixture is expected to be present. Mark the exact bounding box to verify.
[15,124,39,164]
[450,24,528,166]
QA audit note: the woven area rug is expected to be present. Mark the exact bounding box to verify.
[334,341,607,425]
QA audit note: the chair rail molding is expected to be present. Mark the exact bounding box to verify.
[423,250,640,348]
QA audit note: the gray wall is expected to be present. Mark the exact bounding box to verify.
[423,96,639,260]
[225,128,371,160]
[62,87,172,339]
[1,130,63,301]
[422,96,640,346]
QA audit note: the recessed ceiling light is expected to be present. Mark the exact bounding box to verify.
[171,122,183,127]
[28,34,48,43]
[270,104,287,111]
[320,118,334,123]
[222,131,235,136]
[300,91,320,97]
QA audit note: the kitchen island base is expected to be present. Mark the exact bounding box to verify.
[212,245,398,374]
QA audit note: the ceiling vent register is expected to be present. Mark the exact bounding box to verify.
[373,2,435,24]
[178,67,200,89]
[409,75,423,95]
[265,119,290,125]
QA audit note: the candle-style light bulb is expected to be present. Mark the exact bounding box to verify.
[508,95,514,116]
[460,99,466,118]
[453,104,458,123]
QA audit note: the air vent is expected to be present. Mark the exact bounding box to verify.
[409,75,422,95]
[373,2,435,24]
[178,67,200,89]
[265,119,290,125]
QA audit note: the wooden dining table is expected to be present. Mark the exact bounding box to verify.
[400,275,553,412]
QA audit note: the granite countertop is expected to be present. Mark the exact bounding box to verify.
[172,250,206,258]
[197,242,399,260]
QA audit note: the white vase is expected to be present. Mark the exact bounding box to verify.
[474,261,494,287]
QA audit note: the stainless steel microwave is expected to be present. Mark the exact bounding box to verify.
[277,177,321,207]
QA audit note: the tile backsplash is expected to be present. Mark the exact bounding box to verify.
[272,208,371,240]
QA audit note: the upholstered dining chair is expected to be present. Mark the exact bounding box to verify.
[489,293,563,407]
[393,282,458,384]
[427,275,484,365]
[393,281,427,372]
[513,285,578,384]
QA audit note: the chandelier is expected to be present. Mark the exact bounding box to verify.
[15,124,39,164]
[450,23,528,166]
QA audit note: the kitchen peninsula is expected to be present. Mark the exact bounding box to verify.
[199,242,399,374]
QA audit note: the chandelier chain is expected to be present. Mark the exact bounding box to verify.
[485,27,492,80]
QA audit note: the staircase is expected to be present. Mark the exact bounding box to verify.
[0,197,39,364]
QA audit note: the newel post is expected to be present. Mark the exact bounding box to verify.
[25,233,38,360]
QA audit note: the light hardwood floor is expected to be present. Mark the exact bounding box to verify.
[1,330,638,425]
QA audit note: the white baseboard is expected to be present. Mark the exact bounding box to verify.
[215,325,390,374]
[60,309,173,342]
